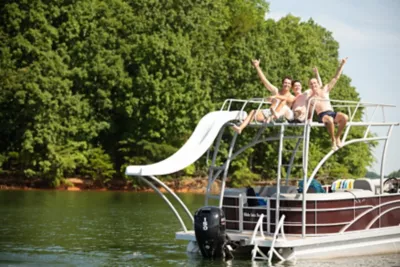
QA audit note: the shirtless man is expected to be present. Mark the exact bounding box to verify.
[270,80,311,123]
[232,59,294,134]
[309,58,349,150]
[270,66,324,123]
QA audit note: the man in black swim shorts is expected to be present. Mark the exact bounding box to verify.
[309,58,349,151]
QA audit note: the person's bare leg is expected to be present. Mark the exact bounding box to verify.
[233,109,266,134]
[283,105,294,121]
[270,98,280,110]
[334,112,348,147]
[270,100,286,119]
[254,111,266,122]
[322,115,337,150]
[233,110,255,134]
[264,114,273,123]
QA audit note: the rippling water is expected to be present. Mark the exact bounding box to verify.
[0,190,399,266]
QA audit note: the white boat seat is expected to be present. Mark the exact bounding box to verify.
[255,186,298,197]
[353,178,376,194]
[277,189,375,200]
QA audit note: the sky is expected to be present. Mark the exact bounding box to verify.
[267,0,400,175]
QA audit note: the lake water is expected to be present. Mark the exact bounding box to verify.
[0,190,399,266]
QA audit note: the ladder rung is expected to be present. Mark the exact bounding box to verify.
[282,150,303,153]
[282,164,303,167]
[209,166,224,170]
[290,135,304,139]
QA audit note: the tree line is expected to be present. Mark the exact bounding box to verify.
[0,0,374,187]
[366,170,400,179]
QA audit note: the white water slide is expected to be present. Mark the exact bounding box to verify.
[125,110,247,176]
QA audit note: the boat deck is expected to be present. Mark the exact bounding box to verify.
[176,230,298,245]
[176,225,400,248]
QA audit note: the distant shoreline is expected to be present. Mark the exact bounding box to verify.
[0,177,224,194]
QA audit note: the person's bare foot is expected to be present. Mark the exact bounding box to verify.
[331,140,338,151]
[335,137,342,148]
[232,125,242,134]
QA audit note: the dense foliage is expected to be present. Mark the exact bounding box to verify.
[0,0,374,187]
[388,169,400,178]
[365,171,380,178]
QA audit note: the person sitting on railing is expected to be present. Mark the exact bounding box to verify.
[309,58,349,151]
[232,59,294,134]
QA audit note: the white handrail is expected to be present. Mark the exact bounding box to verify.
[250,214,265,244]
[251,214,268,261]
[268,214,287,264]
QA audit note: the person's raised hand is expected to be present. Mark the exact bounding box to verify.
[252,59,260,68]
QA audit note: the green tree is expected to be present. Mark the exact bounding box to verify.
[0,0,376,187]
[388,169,400,178]
[0,1,112,185]
[365,171,380,178]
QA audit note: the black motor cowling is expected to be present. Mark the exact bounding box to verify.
[194,206,228,258]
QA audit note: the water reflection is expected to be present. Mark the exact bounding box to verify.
[0,191,399,266]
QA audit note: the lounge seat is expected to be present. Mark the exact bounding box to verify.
[278,189,375,200]
[255,185,298,197]
[353,178,381,194]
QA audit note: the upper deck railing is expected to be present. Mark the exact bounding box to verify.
[220,97,396,126]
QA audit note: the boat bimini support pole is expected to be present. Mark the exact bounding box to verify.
[306,136,391,189]
[380,125,394,198]
[219,132,239,208]
[301,100,314,238]
[275,125,285,228]
[205,125,226,205]
[285,137,302,186]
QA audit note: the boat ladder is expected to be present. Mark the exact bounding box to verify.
[251,214,288,264]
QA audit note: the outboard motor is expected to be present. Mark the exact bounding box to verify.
[194,206,231,259]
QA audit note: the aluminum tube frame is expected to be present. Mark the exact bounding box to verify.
[380,125,394,196]
[285,138,302,185]
[205,125,226,205]
[306,136,391,190]
[139,176,188,232]
[148,175,194,223]
[275,125,284,227]
[219,133,238,208]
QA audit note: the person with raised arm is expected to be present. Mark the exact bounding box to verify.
[309,58,349,150]
[270,78,316,123]
[232,59,294,134]
[268,66,324,123]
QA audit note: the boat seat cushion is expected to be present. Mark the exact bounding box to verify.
[255,186,298,197]
[353,178,376,193]
[277,189,375,200]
